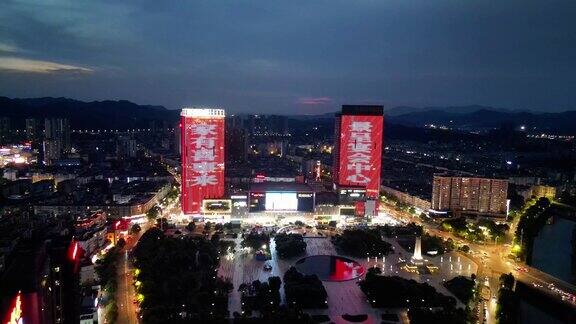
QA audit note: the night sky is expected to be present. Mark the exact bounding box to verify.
[1,0,575,114]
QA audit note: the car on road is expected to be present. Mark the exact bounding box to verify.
[263,263,272,271]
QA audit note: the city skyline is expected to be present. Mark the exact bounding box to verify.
[1,102,576,323]
[1,1,576,113]
[1,2,576,323]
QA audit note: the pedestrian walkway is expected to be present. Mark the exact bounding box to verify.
[218,234,472,319]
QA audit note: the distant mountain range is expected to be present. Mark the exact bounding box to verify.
[386,108,576,134]
[1,97,574,134]
[383,104,516,116]
[0,96,179,130]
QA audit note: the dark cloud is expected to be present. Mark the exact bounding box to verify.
[0,0,575,113]
[297,97,333,106]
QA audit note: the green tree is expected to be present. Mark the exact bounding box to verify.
[283,267,327,308]
[536,197,551,209]
[146,206,161,221]
[443,276,475,304]
[105,301,118,323]
[499,273,515,290]
[332,228,393,257]
[204,221,213,231]
[186,221,196,232]
[165,186,179,201]
[496,274,519,324]
[155,217,169,229]
[242,232,270,252]
[130,223,141,234]
[275,233,307,259]
[132,227,231,322]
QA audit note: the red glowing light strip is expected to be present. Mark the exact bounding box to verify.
[72,242,78,260]
[6,291,23,324]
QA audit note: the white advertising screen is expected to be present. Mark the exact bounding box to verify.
[265,192,297,211]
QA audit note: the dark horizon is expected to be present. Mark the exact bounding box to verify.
[2,95,576,116]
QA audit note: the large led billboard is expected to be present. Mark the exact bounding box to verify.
[337,114,383,198]
[202,199,231,213]
[265,192,298,211]
[181,108,225,214]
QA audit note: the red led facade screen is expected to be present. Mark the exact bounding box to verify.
[3,291,23,324]
[181,109,225,214]
[337,114,384,198]
[355,201,365,217]
[329,258,365,281]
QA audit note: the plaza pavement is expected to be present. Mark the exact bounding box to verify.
[218,234,477,323]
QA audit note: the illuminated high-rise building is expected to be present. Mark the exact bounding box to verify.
[333,105,384,199]
[431,174,508,217]
[0,117,10,144]
[174,121,181,155]
[225,116,248,163]
[25,118,39,141]
[44,118,70,153]
[181,108,226,214]
[43,118,70,165]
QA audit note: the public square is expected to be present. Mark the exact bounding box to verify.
[216,214,478,323]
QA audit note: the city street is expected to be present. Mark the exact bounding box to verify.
[116,222,149,324]
[116,249,138,324]
[115,192,180,323]
[380,202,576,322]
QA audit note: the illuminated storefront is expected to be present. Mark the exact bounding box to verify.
[202,199,232,214]
[248,183,315,213]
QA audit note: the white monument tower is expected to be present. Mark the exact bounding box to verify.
[412,236,424,264]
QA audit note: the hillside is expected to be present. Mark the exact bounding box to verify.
[388,109,576,134]
[0,97,179,130]
[1,97,574,135]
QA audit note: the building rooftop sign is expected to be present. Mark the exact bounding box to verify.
[181,108,225,117]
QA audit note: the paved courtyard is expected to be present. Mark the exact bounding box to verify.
[218,234,477,323]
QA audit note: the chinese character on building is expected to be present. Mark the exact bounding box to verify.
[345,121,373,185]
